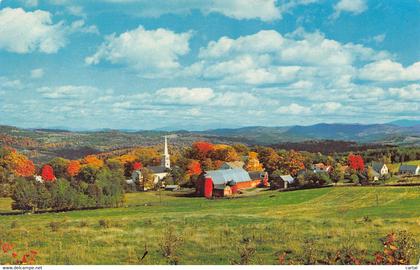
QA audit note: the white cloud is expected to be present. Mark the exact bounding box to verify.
[193,29,388,86]
[206,0,280,21]
[30,68,44,79]
[0,8,66,53]
[37,85,104,99]
[155,87,215,105]
[86,25,191,77]
[359,59,420,82]
[389,84,420,100]
[373,34,386,43]
[98,0,299,21]
[277,103,311,115]
[0,7,98,54]
[332,0,367,18]
[19,0,38,7]
[0,77,23,90]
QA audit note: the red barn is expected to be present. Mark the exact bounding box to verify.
[196,168,267,198]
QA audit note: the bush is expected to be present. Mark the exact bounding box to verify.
[49,222,61,232]
[99,219,111,228]
[160,227,183,265]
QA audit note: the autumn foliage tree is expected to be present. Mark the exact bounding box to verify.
[4,150,35,177]
[348,154,365,172]
[41,165,55,182]
[67,160,81,177]
[132,161,143,171]
[187,160,202,176]
[191,141,214,161]
[246,152,264,171]
[82,155,104,169]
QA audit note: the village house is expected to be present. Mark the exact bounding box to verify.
[312,163,332,173]
[371,162,389,176]
[196,167,268,198]
[399,164,420,175]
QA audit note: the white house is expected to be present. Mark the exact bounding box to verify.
[371,162,389,176]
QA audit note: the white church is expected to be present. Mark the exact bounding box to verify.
[130,136,171,188]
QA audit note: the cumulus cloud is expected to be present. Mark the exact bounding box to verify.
[30,68,44,79]
[85,25,191,77]
[358,59,420,82]
[332,0,367,18]
[0,7,97,54]
[192,29,388,86]
[389,84,420,100]
[155,87,215,105]
[0,8,66,53]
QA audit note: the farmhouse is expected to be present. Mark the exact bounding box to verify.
[371,162,389,176]
[399,164,420,175]
[196,168,267,198]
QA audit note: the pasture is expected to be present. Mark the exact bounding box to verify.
[0,186,419,264]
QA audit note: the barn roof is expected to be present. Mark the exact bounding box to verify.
[399,164,419,172]
[205,168,251,185]
[249,171,264,180]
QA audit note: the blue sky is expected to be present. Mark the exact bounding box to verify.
[0,0,419,130]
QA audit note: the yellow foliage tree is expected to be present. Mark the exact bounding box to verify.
[246,151,264,172]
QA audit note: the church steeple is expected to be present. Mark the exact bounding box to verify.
[162,136,170,169]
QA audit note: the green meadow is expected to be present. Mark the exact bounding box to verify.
[0,186,419,265]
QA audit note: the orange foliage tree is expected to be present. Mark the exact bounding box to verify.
[4,150,35,177]
[187,160,202,176]
[67,160,81,177]
[82,155,104,169]
[191,141,214,160]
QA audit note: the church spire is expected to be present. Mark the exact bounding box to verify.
[162,136,170,169]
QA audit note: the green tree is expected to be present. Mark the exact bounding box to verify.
[11,178,37,212]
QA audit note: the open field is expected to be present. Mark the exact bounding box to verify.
[0,186,419,265]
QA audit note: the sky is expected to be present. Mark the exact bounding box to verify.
[0,0,419,130]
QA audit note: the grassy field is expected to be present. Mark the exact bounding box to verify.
[0,186,419,265]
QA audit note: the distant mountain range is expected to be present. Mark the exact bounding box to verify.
[0,121,419,163]
[199,123,420,145]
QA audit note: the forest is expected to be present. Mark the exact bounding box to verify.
[1,140,419,212]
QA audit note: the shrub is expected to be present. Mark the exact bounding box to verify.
[49,222,61,232]
[160,227,183,265]
[231,237,257,265]
[99,219,110,228]
[79,221,88,228]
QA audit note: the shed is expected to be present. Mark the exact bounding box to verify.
[279,175,294,189]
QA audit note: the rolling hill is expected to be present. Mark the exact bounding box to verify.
[0,122,419,163]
